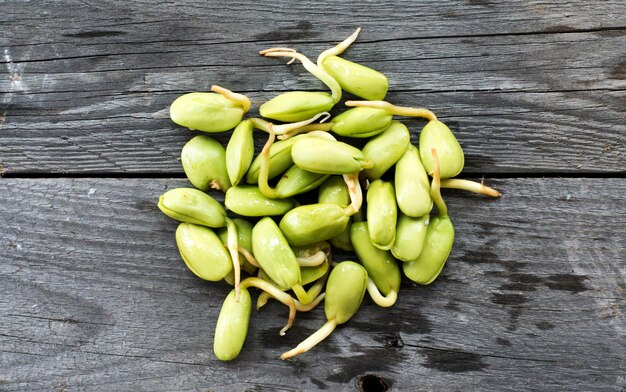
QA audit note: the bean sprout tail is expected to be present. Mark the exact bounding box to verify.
[250,117,271,132]
[303,268,330,305]
[273,112,331,135]
[263,51,342,103]
[317,27,362,67]
[345,100,437,121]
[277,122,334,140]
[280,319,337,360]
[258,123,280,199]
[259,47,297,55]
[211,85,251,113]
[292,283,312,305]
[241,277,296,335]
[295,292,326,312]
[238,247,259,267]
[343,172,363,216]
[440,179,501,197]
[296,251,327,267]
[367,278,398,307]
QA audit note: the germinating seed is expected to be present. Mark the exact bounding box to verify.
[157,28,501,361]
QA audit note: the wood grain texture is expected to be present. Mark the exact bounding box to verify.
[1,1,625,391]
[2,0,625,44]
[1,1,625,174]
[1,178,624,391]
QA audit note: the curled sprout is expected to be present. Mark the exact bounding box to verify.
[343,172,363,216]
[258,123,280,199]
[296,250,327,267]
[281,319,337,360]
[259,47,297,64]
[346,100,437,122]
[275,112,332,140]
[256,246,331,310]
[295,292,326,312]
[253,112,331,138]
[238,247,259,268]
[441,178,501,197]
[277,122,333,140]
[240,277,296,336]
[304,268,330,302]
[239,245,326,268]
[257,122,334,199]
[261,49,342,103]
[291,283,313,305]
[366,278,397,307]
[317,27,361,67]
[302,131,365,215]
[210,85,251,113]
[257,291,326,313]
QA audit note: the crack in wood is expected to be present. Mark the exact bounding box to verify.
[405,343,558,364]
[8,313,115,326]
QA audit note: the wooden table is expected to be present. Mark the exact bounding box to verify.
[1,1,625,391]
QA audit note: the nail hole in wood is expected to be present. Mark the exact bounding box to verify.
[358,374,389,392]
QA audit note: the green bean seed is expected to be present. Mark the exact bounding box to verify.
[158,188,226,228]
[226,119,255,186]
[279,203,351,246]
[350,222,401,304]
[362,121,410,180]
[260,91,335,122]
[214,287,251,361]
[225,185,295,217]
[403,149,455,284]
[318,176,354,251]
[366,180,397,250]
[181,135,231,192]
[280,261,367,359]
[274,164,330,198]
[260,48,342,122]
[218,218,257,275]
[395,144,433,217]
[419,120,464,179]
[330,107,392,138]
[252,218,301,290]
[391,213,429,262]
[291,137,373,174]
[322,55,388,101]
[170,86,250,133]
[246,134,308,184]
[176,223,232,281]
[252,218,313,305]
[316,27,388,100]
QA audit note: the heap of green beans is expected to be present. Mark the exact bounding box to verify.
[158,28,500,361]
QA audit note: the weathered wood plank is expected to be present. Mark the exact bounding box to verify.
[2,1,625,175]
[0,178,624,391]
[2,0,625,45]
[1,89,624,175]
[2,30,624,92]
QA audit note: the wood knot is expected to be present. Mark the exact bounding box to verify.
[357,374,389,392]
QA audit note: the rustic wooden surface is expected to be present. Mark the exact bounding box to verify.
[1,1,625,391]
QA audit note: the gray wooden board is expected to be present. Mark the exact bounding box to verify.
[2,89,624,175]
[0,178,624,391]
[1,0,626,391]
[1,1,625,174]
[2,0,626,44]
